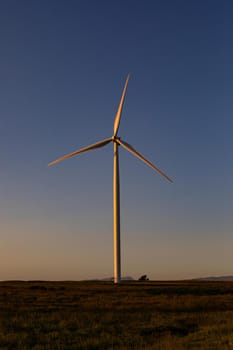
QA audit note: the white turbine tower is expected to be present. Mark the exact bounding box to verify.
[48,75,173,284]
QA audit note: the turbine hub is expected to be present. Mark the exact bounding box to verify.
[112,136,120,143]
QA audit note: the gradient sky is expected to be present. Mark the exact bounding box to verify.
[0,0,232,280]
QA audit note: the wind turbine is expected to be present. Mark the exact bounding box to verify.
[48,75,173,284]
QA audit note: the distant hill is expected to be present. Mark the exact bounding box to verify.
[101,276,134,281]
[194,276,233,281]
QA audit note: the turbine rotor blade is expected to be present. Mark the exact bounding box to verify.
[48,137,112,166]
[113,74,130,136]
[117,139,173,183]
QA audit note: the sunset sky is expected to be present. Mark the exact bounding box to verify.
[0,1,232,280]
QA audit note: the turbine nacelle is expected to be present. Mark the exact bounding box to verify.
[112,136,121,143]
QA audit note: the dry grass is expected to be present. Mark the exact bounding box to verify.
[0,280,233,349]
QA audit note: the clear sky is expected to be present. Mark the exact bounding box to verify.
[0,0,232,280]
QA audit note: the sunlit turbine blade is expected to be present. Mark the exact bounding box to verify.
[48,138,112,166]
[117,139,173,183]
[113,74,130,136]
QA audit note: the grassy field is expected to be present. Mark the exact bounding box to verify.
[0,280,233,349]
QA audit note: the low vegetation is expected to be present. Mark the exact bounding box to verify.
[0,280,233,349]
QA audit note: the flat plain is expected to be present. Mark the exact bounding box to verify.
[0,280,233,349]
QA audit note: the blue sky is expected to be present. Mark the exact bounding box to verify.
[0,0,232,280]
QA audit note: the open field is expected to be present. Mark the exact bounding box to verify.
[0,280,233,349]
